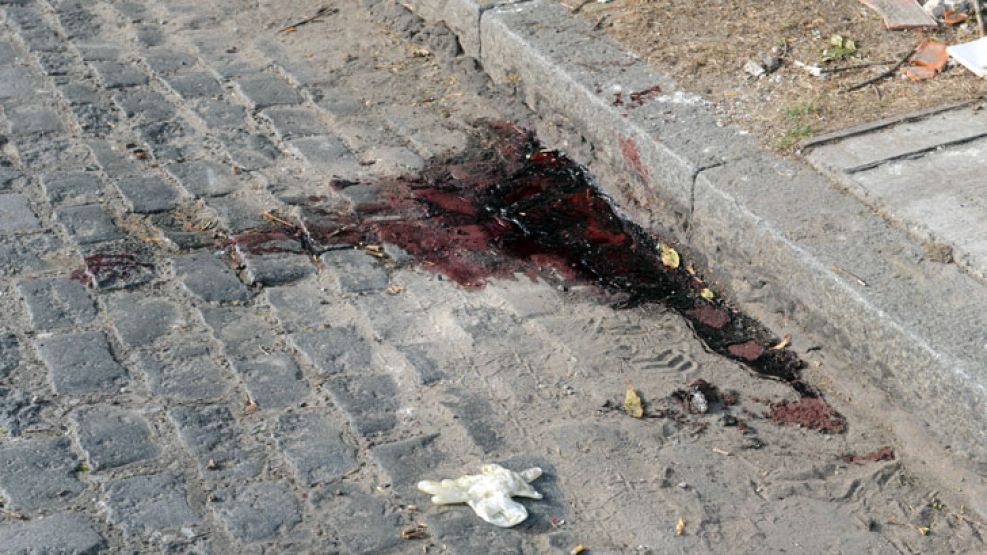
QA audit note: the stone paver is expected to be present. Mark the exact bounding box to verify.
[0,0,980,552]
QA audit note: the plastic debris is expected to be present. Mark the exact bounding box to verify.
[859,0,938,29]
[922,0,970,19]
[947,36,987,77]
[417,464,544,527]
[902,39,949,80]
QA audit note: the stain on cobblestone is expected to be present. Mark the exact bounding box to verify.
[268,122,821,404]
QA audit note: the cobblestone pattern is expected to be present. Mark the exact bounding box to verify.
[0,0,981,553]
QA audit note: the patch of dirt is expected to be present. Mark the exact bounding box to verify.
[570,0,987,151]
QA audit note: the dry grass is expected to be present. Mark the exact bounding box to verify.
[570,0,987,151]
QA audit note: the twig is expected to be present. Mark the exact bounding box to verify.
[843,45,918,93]
[975,0,985,37]
[280,6,336,33]
[565,0,594,13]
[832,265,868,286]
[820,60,896,73]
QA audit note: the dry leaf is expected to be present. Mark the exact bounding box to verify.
[570,545,586,555]
[623,384,644,418]
[401,523,428,540]
[917,526,930,536]
[770,334,791,351]
[659,244,680,269]
[242,397,259,416]
[700,288,714,300]
[675,516,686,536]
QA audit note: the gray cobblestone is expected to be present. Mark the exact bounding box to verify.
[112,90,175,121]
[105,293,180,347]
[54,5,101,41]
[325,373,398,437]
[144,49,197,74]
[76,247,156,290]
[397,343,446,385]
[315,486,403,555]
[164,160,239,197]
[35,51,74,76]
[205,194,269,232]
[104,473,200,538]
[234,75,302,110]
[288,326,372,376]
[0,233,59,277]
[74,43,120,62]
[71,405,159,471]
[233,354,309,410]
[161,71,223,99]
[241,252,316,287]
[0,68,38,100]
[4,106,63,136]
[0,513,104,554]
[200,306,277,359]
[148,213,215,250]
[91,61,149,88]
[264,280,335,332]
[285,135,355,172]
[139,118,196,162]
[114,175,182,213]
[0,167,24,191]
[37,331,129,395]
[259,106,328,140]
[0,387,42,436]
[0,333,18,378]
[86,140,140,178]
[369,433,443,497]
[442,390,503,453]
[0,41,16,65]
[219,131,280,170]
[321,249,390,293]
[212,481,302,543]
[168,404,265,479]
[40,172,105,206]
[16,277,96,331]
[276,411,356,486]
[0,438,84,511]
[53,203,124,244]
[133,343,228,401]
[0,193,41,233]
[11,136,92,172]
[192,98,246,130]
[70,102,118,136]
[172,251,250,303]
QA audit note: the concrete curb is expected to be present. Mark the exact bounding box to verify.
[404,0,987,496]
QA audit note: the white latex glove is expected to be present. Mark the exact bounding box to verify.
[417,464,544,527]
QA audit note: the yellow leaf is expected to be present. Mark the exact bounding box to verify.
[700,288,714,300]
[659,244,680,269]
[676,516,686,536]
[623,384,644,418]
[917,526,930,536]
[570,545,586,555]
[770,334,791,351]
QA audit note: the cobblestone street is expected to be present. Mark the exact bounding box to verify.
[0,0,984,553]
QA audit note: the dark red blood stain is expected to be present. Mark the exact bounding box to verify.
[628,85,662,106]
[686,303,730,329]
[767,398,847,434]
[71,254,153,287]
[728,340,765,361]
[842,446,895,464]
[618,135,649,182]
[284,121,807,391]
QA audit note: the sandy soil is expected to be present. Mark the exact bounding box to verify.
[569,0,987,151]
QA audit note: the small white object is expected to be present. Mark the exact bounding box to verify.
[417,464,544,527]
[947,36,987,78]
